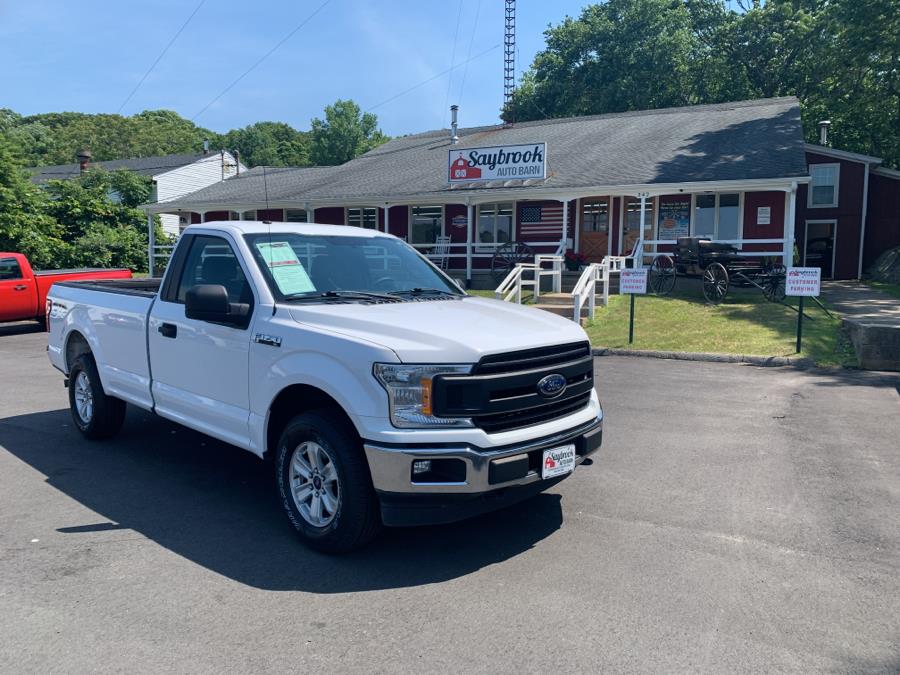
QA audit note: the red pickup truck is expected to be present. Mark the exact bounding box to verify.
[0,252,132,324]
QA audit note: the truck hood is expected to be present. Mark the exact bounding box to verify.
[287,297,587,363]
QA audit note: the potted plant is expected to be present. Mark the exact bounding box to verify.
[564,249,586,271]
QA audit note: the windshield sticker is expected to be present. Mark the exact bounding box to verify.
[255,241,315,295]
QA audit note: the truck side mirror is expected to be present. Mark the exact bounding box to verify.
[185,284,237,324]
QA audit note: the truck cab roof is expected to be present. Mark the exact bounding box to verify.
[184,220,396,240]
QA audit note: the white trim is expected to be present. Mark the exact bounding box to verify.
[804,143,882,165]
[141,177,805,215]
[574,198,581,253]
[807,163,840,208]
[872,166,900,179]
[859,163,870,279]
[803,219,837,279]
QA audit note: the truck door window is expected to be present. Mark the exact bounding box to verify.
[0,258,23,280]
[175,236,253,306]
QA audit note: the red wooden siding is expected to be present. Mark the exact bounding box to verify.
[312,207,344,225]
[742,191,785,253]
[864,172,900,270]
[796,151,866,279]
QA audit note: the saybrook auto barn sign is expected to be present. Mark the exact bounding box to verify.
[448,143,546,183]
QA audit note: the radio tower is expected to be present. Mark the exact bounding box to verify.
[503,0,516,125]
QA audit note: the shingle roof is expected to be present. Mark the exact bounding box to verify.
[29,153,210,183]
[145,97,808,210]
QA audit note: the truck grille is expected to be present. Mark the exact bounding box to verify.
[432,342,594,434]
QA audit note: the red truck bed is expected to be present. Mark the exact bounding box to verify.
[0,252,132,323]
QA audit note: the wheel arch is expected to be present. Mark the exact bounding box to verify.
[64,330,93,373]
[265,384,360,460]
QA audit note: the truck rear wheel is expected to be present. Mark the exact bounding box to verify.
[68,354,126,440]
[275,410,381,553]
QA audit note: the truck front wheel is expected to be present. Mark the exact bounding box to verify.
[275,410,381,553]
[68,354,126,440]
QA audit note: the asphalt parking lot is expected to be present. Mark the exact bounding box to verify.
[1,322,899,674]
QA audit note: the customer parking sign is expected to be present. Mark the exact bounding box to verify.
[785,267,821,297]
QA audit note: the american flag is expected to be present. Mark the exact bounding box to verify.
[519,204,566,237]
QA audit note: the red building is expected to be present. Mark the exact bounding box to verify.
[144,97,900,282]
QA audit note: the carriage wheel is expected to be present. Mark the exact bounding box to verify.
[648,254,676,296]
[763,263,786,303]
[702,262,729,304]
[491,242,534,283]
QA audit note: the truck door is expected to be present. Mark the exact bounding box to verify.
[0,256,37,322]
[148,234,254,449]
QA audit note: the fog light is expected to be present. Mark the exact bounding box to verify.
[412,460,432,475]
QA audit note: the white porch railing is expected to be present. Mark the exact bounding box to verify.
[494,263,539,303]
[534,254,563,295]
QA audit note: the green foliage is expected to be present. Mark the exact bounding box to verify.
[506,0,900,168]
[309,100,389,166]
[0,136,61,269]
[221,121,311,167]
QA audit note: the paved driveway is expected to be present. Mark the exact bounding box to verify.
[1,323,899,673]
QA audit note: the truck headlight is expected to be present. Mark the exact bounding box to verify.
[373,363,474,428]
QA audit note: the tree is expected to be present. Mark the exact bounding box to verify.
[221,121,311,167]
[309,100,388,166]
[506,0,900,168]
[0,135,63,269]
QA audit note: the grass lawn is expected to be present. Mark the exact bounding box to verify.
[584,282,855,366]
[865,281,900,301]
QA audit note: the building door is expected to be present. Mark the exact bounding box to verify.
[804,220,836,279]
[580,199,609,262]
[622,197,654,255]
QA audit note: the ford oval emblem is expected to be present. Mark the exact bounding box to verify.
[537,373,567,398]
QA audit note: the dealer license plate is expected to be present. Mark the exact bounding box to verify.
[541,444,576,479]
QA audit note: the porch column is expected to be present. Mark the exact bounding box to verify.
[574,198,581,253]
[638,193,647,267]
[305,202,313,223]
[784,183,797,266]
[466,202,474,286]
[561,199,569,251]
[383,204,390,234]
[147,213,154,277]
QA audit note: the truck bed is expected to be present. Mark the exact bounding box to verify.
[52,278,162,298]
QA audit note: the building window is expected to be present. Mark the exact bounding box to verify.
[347,207,378,230]
[477,202,514,244]
[693,193,741,240]
[808,163,839,208]
[410,205,443,245]
[285,209,308,223]
[582,200,609,232]
[625,198,655,233]
[242,210,256,220]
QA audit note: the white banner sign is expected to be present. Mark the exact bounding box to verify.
[620,268,648,295]
[448,143,546,183]
[785,267,821,297]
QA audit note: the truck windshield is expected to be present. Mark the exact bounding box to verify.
[243,232,462,301]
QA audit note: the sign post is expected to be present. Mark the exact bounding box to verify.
[785,267,822,353]
[619,268,648,345]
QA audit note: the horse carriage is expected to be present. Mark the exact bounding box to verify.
[647,237,786,304]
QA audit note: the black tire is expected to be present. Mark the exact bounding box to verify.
[68,354,126,440]
[648,254,676,296]
[702,262,729,304]
[275,409,381,553]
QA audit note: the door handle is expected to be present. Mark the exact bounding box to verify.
[158,323,177,339]
[13,285,27,291]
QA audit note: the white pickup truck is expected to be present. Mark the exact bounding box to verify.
[47,221,603,552]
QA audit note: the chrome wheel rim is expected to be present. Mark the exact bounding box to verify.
[74,371,94,423]
[288,441,340,528]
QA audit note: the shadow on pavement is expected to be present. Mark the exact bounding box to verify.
[0,321,44,337]
[0,407,563,592]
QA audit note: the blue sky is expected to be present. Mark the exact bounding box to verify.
[0,0,589,136]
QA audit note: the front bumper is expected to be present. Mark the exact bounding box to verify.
[363,413,602,526]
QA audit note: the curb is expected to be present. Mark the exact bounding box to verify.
[592,347,815,369]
